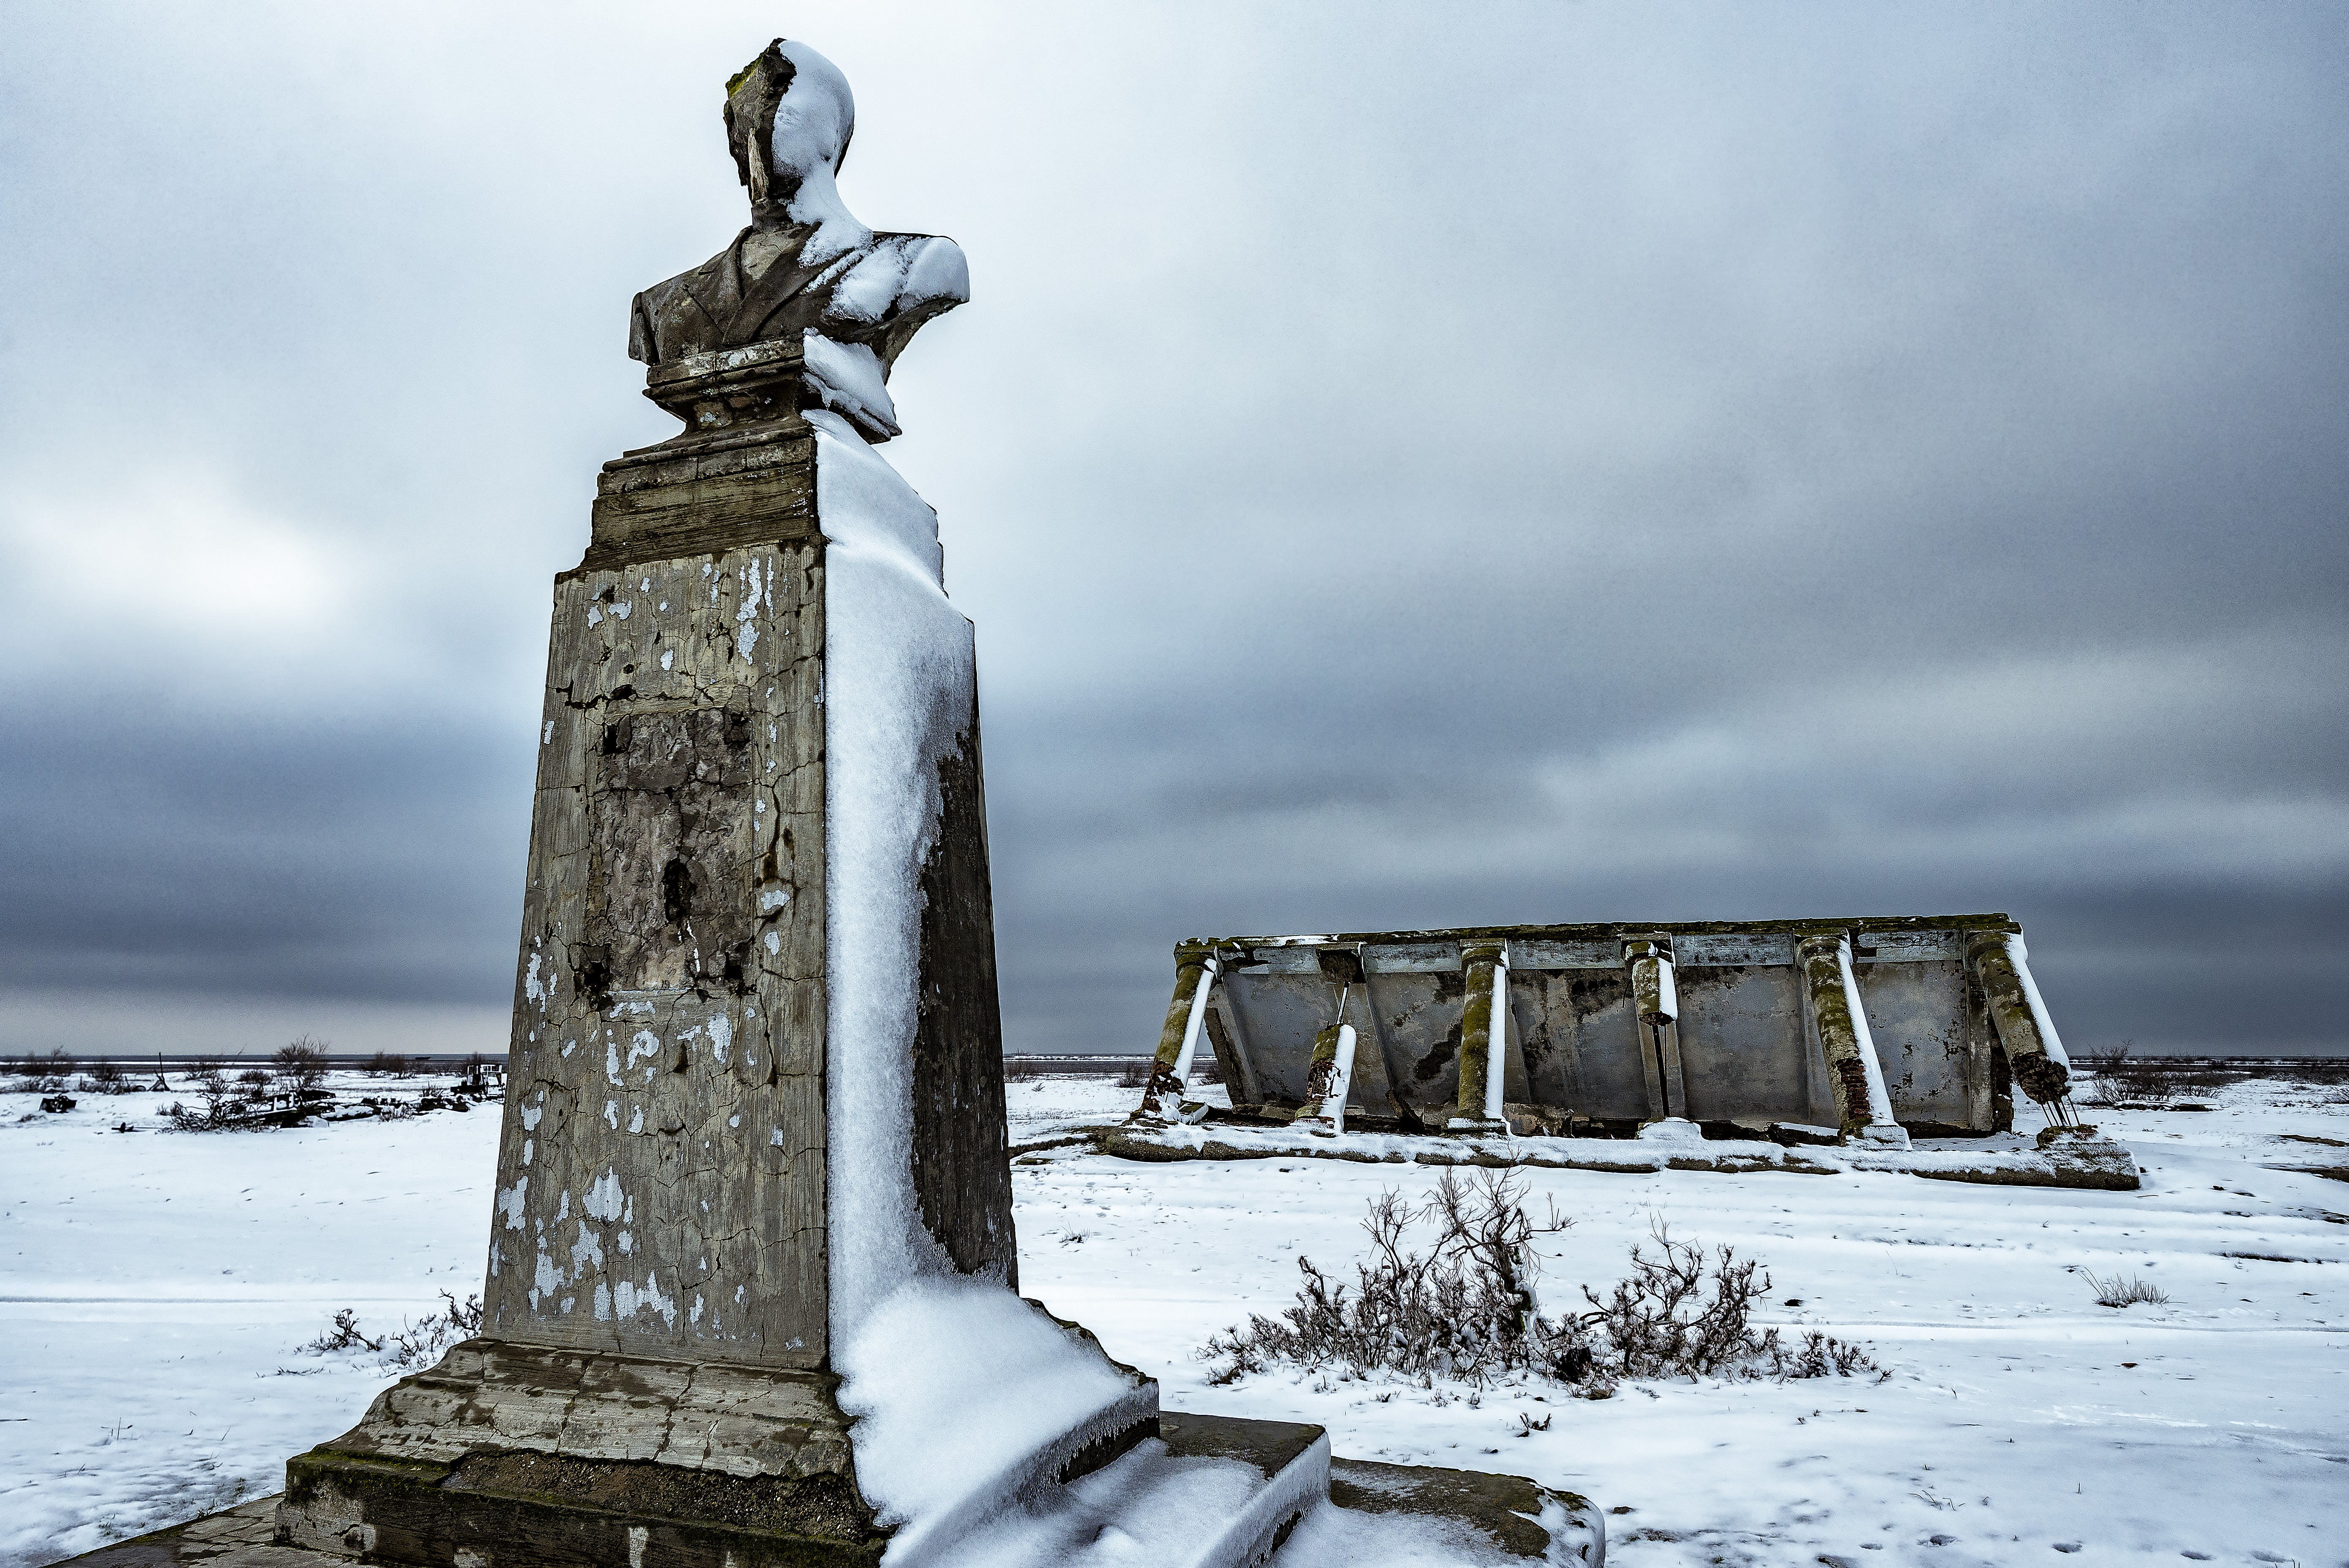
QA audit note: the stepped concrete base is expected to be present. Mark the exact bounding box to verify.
[50,1418,1604,1568]
[276,1445,887,1568]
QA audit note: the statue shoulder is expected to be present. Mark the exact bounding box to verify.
[628,246,738,365]
[882,232,970,308]
[827,233,969,327]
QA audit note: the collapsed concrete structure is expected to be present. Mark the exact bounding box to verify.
[1138,915,2077,1146]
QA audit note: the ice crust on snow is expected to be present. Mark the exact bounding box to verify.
[814,412,1142,1560]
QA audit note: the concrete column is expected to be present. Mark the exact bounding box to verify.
[1625,939,1687,1122]
[1796,933,1906,1145]
[1965,930,2072,1106]
[1137,946,1218,1120]
[1294,1021,1358,1133]
[1486,954,1511,1122]
[1448,944,1509,1131]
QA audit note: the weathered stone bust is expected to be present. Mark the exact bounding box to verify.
[628,38,969,440]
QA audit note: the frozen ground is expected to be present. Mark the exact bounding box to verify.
[5,1069,2346,1567]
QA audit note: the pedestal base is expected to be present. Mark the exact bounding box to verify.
[270,1320,1161,1568]
[53,1422,1606,1568]
[270,1338,884,1568]
[281,1447,884,1568]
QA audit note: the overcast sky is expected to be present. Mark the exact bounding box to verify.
[2,2,2343,1061]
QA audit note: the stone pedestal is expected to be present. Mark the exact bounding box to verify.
[274,339,1156,1567]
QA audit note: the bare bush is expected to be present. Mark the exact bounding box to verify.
[1767,1329,1885,1379]
[1117,1058,1153,1089]
[365,1052,414,1078]
[387,1291,484,1366]
[2078,1041,2132,1076]
[2084,1271,2169,1308]
[1203,1169,1575,1386]
[306,1292,482,1367]
[79,1059,127,1094]
[14,1048,73,1088]
[2125,1059,2190,1109]
[305,1308,383,1354]
[1203,1175,1882,1393]
[2074,1042,2130,1107]
[165,1056,249,1129]
[275,1038,330,1093]
[2082,1043,2233,1110]
[1583,1221,1773,1379]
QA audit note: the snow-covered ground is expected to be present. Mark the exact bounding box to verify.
[5,1069,2346,1567]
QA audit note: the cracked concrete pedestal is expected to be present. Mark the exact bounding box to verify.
[266,325,1077,1564]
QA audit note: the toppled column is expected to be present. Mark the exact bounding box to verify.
[1136,944,1218,1121]
[1795,932,1908,1146]
[1966,929,2072,1107]
[1448,944,1509,1132]
[1293,1017,1358,1133]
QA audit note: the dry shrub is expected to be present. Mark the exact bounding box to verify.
[306,1291,482,1367]
[164,1056,249,1129]
[2084,1270,2169,1308]
[1203,1172,1882,1393]
[275,1038,330,1092]
[306,1308,383,1354]
[1204,1169,1572,1386]
[12,1048,73,1089]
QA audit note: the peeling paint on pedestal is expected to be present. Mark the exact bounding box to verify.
[484,503,832,1369]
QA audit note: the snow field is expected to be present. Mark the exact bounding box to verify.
[0,1079,498,1564]
[1007,1073,2349,1566]
[2,1071,2344,1567]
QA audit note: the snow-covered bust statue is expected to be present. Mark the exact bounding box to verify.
[628,39,969,441]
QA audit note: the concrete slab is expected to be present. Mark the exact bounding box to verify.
[1328,1457,1604,1563]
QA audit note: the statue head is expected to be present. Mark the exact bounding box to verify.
[725,39,856,222]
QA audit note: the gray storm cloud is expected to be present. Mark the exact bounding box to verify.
[1,2,2341,1059]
